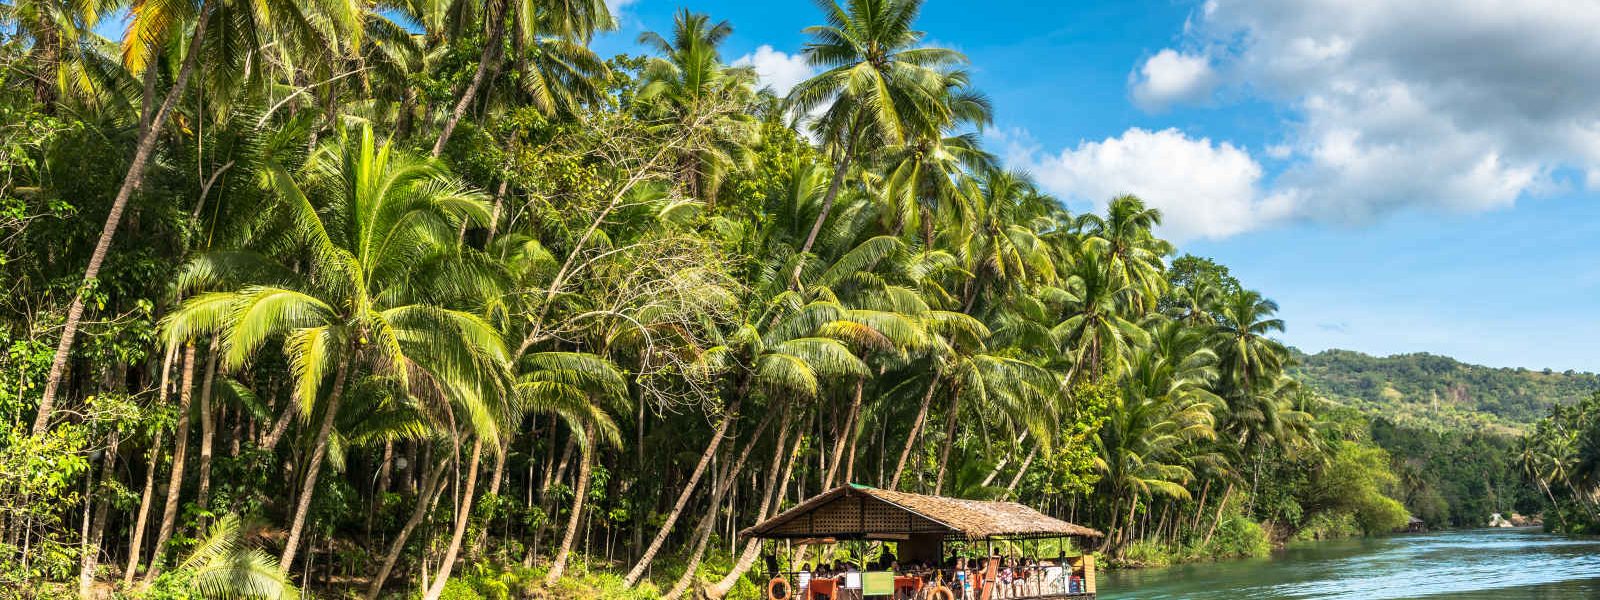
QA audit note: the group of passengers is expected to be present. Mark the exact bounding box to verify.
[776,550,1083,599]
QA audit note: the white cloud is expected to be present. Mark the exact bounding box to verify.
[1130,49,1217,110]
[1142,0,1600,223]
[732,45,814,96]
[606,0,636,17]
[1002,128,1293,241]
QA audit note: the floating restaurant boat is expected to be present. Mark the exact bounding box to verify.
[742,484,1104,599]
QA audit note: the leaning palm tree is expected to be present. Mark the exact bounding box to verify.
[162,124,505,574]
[786,0,966,264]
[31,0,360,436]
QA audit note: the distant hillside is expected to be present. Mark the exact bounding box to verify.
[1289,349,1600,432]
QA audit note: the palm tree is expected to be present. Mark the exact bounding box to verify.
[874,70,993,242]
[518,353,630,586]
[0,0,121,112]
[432,0,614,156]
[1094,320,1219,550]
[1051,250,1148,383]
[1079,195,1170,310]
[163,124,505,573]
[637,9,759,203]
[787,0,966,266]
[167,514,299,600]
[1212,289,1288,401]
[956,168,1056,314]
[31,0,360,436]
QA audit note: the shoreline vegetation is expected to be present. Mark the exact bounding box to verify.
[0,0,1591,598]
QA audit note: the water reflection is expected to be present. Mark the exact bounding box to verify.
[1100,529,1600,599]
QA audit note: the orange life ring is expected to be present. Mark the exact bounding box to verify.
[767,576,792,600]
[926,585,955,600]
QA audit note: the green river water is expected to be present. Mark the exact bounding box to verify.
[1099,528,1600,599]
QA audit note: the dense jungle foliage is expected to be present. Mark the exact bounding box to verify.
[0,0,1502,597]
[1515,393,1600,535]
[1292,349,1600,431]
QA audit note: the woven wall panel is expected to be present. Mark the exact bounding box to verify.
[766,495,950,537]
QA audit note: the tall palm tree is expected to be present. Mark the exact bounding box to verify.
[163,124,505,573]
[786,0,965,266]
[637,9,759,203]
[1051,250,1148,383]
[31,0,361,435]
[1080,194,1170,309]
[432,0,613,156]
[1094,320,1219,550]
[1212,289,1288,399]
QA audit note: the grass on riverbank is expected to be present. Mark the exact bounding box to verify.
[1109,516,1273,569]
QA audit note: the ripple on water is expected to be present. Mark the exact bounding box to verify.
[1100,529,1600,600]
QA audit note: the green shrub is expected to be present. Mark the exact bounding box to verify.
[1206,516,1271,559]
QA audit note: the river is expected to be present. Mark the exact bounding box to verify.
[1099,528,1600,599]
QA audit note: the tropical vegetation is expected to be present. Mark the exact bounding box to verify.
[1,0,1420,597]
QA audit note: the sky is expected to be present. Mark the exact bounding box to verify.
[589,0,1600,372]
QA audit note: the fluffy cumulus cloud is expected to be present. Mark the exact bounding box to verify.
[1002,128,1293,241]
[1133,0,1600,225]
[1130,49,1217,110]
[732,45,814,96]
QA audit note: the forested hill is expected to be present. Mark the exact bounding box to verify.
[1290,349,1600,431]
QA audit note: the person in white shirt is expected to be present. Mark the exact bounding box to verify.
[797,563,812,598]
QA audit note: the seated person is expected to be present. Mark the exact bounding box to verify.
[797,563,813,597]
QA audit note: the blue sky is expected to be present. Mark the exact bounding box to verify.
[593,0,1600,372]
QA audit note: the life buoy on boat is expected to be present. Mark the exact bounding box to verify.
[767,576,792,600]
[926,584,955,600]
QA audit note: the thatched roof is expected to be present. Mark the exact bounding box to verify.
[740,484,1103,541]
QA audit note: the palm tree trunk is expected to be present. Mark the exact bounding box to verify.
[280,354,352,571]
[790,137,856,286]
[122,430,162,585]
[1190,479,1210,531]
[123,344,176,584]
[545,421,595,586]
[366,453,453,600]
[663,406,775,600]
[30,22,60,114]
[889,375,939,490]
[822,380,862,489]
[1199,482,1234,550]
[77,431,118,597]
[1004,445,1038,498]
[432,0,507,157]
[422,437,483,600]
[933,388,961,495]
[143,343,198,584]
[622,393,745,586]
[1536,477,1570,531]
[194,340,219,523]
[32,0,215,436]
[468,434,510,557]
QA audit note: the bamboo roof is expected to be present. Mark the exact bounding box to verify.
[740,484,1103,541]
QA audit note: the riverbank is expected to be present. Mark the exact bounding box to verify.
[1109,511,1395,569]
